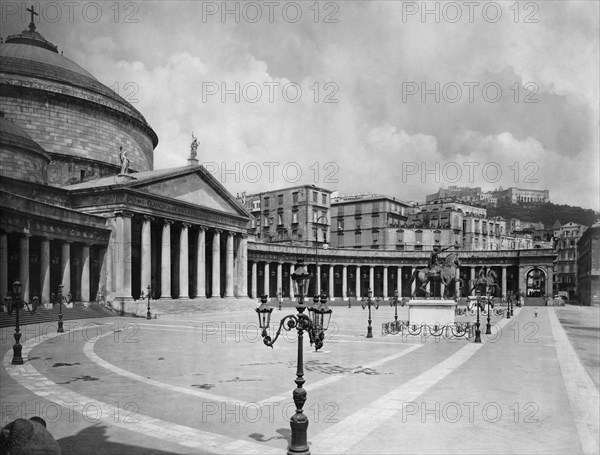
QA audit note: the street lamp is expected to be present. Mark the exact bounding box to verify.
[361,288,379,338]
[56,284,65,333]
[6,281,35,365]
[506,290,511,320]
[389,289,406,332]
[474,291,482,343]
[485,296,494,335]
[255,258,332,455]
[146,285,152,320]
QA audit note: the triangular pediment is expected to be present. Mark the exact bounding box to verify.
[132,167,247,217]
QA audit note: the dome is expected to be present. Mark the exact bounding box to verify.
[0,111,50,185]
[0,19,158,186]
[1,30,155,134]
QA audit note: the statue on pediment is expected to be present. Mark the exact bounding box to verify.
[190,133,199,159]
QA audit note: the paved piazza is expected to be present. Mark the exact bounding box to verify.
[1,301,598,454]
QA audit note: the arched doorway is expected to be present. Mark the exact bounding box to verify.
[525,267,547,306]
[526,268,546,298]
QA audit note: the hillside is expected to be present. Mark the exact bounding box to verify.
[487,202,598,227]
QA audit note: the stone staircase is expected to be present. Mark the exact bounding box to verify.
[0,302,117,329]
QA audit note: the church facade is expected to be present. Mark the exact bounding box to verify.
[0,17,250,314]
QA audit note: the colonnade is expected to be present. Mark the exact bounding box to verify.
[107,211,248,301]
[247,260,520,300]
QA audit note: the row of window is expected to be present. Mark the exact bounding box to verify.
[262,191,328,207]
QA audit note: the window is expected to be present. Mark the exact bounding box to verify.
[292,211,298,223]
[322,194,327,204]
[292,192,298,203]
[415,230,423,244]
[355,231,362,245]
[396,244,405,251]
[373,231,379,243]
[313,228,318,240]
[313,209,319,222]
[397,229,404,243]
[313,191,318,203]
[278,194,283,205]
[269,217,274,226]
[337,218,344,230]
[264,197,269,207]
[263,216,269,227]
[414,245,423,251]
[278,213,283,225]
[372,202,379,212]
[434,230,441,245]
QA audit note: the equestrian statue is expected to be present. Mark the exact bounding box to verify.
[409,243,461,299]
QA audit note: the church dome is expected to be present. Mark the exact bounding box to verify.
[0,111,50,185]
[0,18,158,186]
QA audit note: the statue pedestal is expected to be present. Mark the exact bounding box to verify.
[408,299,456,326]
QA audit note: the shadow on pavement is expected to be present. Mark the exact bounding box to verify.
[57,425,189,455]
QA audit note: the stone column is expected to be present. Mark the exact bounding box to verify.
[81,245,90,302]
[397,267,402,297]
[369,266,374,294]
[316,264,321,295]
[0,233,7,302]
[502,266,507,298]
[240,235,248,297]
[61,242,71,297]
[411,267,416,295]
[383,266,388,299]
[160,220,173,299]
[40,239,50,304]
[225,232,235,297]
[546,266,554,297]
[19,235,29,301]
[470,267,476,296]
[328,264,334,300]
[342,265,348,300]
[179,223,190,299]
[141,215,153,291]
[455,266,460,298]
[264,262,270,297]
[196,227,206,299]
[251,261,257,298]
[114,211,133,300]
[356,265,361,298]
[518,266,526,297]
[276,262,283,299]
[211,229,221,298]
[289,265,295,300]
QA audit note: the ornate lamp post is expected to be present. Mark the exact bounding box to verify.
[56,284,65,333]
[6,281,35,365]
[474,291,482,343]
[255,258,332,455]
[485,295,494,335]
[361,288,379,338]
[146,285,152,320]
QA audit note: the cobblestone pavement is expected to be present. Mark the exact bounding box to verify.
[1,300,598,454]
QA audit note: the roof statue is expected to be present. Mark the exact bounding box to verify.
[119,146,130,175]
[190,133,198,159]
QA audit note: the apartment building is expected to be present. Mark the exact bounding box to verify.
[239,185,332,245]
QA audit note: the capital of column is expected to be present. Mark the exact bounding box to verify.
[143,215,155,222]
[197,225,207,232]
[163,219,174,226]
[213,229,223,234]
[182,222,192,228]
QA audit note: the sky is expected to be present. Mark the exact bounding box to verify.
[2,0,599,210]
